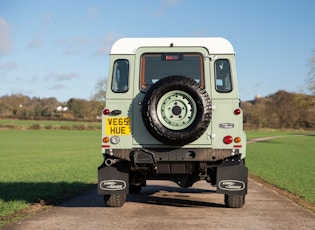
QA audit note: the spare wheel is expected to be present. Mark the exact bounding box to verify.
[141,75,211,146]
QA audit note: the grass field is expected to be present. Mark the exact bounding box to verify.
[245,129,312,139]
[0,129,101,226]
[246,134,315,203]
[0,124,314,226]
[0,119,101,130]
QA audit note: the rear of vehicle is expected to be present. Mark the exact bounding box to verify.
[98,38,248,208]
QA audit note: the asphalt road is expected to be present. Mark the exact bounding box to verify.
[4,179,315,230]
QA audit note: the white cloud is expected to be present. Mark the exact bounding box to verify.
[62,49,81,56]
[87,7,99,19]
[153,0,180,16]
[41,12,54,30]
[0,61,17,73]
[254,82,263,88]
[161,0,180,8]
[49,84,66,90]
[45,72,79,82]
[25,13,54,50]
[9,87,34,96]
[94,31,122,56]
[31,75,40,83]
[27,38,45,49]
[57,37,91,46]
[0,17,11,55]
[56,37,91,56]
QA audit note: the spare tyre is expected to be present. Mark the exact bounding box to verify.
[142,75,211,146]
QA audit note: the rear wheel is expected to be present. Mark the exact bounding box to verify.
[224,194,245,208]
[104,194,126,207]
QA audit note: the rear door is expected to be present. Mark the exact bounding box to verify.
[132,47,212,146]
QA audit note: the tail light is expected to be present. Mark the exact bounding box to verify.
[103,109,110,115]
[223,135,242,145]
[223,135,233,144]
[234,108,241,115]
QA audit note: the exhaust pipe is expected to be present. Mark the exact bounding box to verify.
[105,158,117,166]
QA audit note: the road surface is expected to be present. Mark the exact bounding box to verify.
[4,179,315,230]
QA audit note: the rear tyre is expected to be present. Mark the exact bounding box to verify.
[224,194,245,208]
[104,194,126,207]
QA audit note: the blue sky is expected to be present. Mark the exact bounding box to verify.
[0,0,314,102]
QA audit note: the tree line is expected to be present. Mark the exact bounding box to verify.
[242,90,315,129]
[0,94,103,121]
[0,90,314,129]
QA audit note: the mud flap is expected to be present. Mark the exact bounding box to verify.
[98,162,129,195]
[216,162,248,195]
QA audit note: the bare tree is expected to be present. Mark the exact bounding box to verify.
[307,50,315,94]
[91,78,107,102]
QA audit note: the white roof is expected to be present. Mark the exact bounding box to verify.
[110,37,235,55]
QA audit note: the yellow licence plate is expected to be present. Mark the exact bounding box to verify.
[105,117,130,135]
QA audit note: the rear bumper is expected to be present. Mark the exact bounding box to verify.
[103,147,242,162]
[98,148,248,196]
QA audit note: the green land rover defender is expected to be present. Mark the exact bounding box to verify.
[98,37,248,208]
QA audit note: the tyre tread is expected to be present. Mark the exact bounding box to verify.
[224,194,245,208]
[104,194,126,207]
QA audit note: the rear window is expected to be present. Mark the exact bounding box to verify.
[111,59,129,93]
[215,59,232,93]
[140,53,204,90]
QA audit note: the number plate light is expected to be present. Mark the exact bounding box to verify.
[110,136,120,144]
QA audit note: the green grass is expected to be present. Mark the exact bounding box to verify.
[246,135,315,203]
[0,130,102,226]
[245,129,312,140]
[1,126,314,226]
[0,119,101,130]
